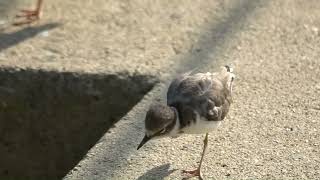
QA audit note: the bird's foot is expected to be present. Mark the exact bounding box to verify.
[13,9,41,26]
[182,168,203,180]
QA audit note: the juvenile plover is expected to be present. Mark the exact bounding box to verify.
[137,66,235,179]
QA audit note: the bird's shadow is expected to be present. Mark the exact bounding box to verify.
[137,163,178,180]
[0,22,61,52]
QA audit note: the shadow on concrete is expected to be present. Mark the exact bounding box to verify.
[0,67,158,179]
[0,23,60,52]
[137,163,177,180]
[175,0,267,73]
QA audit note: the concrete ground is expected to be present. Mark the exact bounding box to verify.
[1,0,320,179]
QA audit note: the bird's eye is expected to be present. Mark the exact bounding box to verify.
[160,128,166,133]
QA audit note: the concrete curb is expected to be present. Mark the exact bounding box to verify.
[63,83,165,179]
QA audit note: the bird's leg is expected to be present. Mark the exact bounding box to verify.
[13,0,43,26]
[182,133,209,180]
[198,133,209,171]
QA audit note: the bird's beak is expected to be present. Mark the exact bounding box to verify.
[137,135,151,150]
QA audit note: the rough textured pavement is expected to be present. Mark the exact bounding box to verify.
[1,0,319,179]
[64,0,320,179]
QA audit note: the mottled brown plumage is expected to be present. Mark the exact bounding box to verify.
[138,66,235,179]
[167,67,234,132]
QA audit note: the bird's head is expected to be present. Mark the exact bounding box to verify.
[137,103,177,150]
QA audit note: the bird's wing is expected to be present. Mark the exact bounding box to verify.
[167,72,218,105]
[167,71,193,105]
[167,67,234,121]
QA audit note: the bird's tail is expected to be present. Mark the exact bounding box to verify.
[220,65,235,96]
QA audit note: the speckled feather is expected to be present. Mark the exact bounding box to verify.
[167,67,235,134]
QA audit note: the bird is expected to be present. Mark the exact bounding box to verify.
[13,0,44,26]
[137,66,235,179]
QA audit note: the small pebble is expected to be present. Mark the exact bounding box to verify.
[285,127,294,131]
[40,31,50,37]
[311,26,319,35]
[0,20,6,25]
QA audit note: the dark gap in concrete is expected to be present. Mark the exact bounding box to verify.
[0,67,158,179]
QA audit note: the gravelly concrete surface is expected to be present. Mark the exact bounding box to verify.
[1,0,320,179]
[1,0,233,78]
[64,0,320,180]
